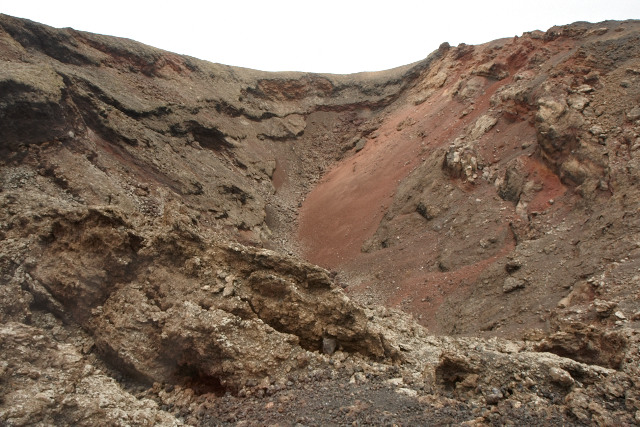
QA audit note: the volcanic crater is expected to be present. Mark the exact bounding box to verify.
[2,15,640,425]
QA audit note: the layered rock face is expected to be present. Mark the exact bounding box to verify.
[1,14,640,425]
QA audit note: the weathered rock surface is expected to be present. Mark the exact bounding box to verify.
[2,14,640,425]
[0,322,180,426]
[9,203,400,393]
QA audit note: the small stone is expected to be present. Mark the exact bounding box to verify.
[593,299,617,317]
[458,374,479,388]
[557,296,571,309]
[549,367,574,387]
[396,388,418,397]
[386,377,404,386]
[576,84,594,93]
[614,311,626,320]
[628,106,640,122]
[350,372,367,384]
[589,125,605,136]
[589,27,608,36]
[485,388,503,405]
[568,94,589,111]
[503,277,526,293]
[354,138,367,152]
[505,260,522,274]
[322,337,337,355]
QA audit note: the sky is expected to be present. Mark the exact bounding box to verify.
[3,1,640,74]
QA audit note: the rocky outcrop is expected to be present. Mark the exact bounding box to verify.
[9,205,399,392]
[0,322,180,426]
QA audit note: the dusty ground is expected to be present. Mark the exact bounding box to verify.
[2,14,640,426]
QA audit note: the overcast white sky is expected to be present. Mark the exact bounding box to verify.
[3,1,640,74]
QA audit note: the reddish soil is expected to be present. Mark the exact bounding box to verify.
[298,61,530,332]
[298,76,470,269]
[296,29,633,337]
